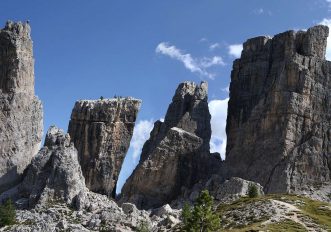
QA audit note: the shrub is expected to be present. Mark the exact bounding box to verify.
[136,220,149,232]
[247,184,259,198]
[0,199,16,227]
[182,190,220,232]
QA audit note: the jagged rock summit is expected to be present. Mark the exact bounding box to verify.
[120,81,221,209]
[18,126,86,208]
[225,25,331,199]
[68,98,141,198]
[0,21,43,192]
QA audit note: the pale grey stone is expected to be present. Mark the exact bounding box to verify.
[0,21,43,193]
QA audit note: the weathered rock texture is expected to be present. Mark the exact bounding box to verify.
[121,81,221,209]
[17,126,86,208]
[225,25,331,195]
[0,21,43,192]
[68,98,141,197]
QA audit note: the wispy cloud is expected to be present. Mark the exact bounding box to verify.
[130,119,154,160]
[156,42,225,79]
[200,56,225,68]
[228,44,243,58]
[252,8,272,16]
[254,8,264,15]
[209,98,229,159]
[326,0,331,9]
[209,43,220,51]
[221,85,229,93]
[319,18,331,60]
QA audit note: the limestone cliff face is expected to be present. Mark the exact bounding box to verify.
[0,21,43,192]
[18,126,86,208]
[121,82,220,209]
[225,25,331,194]
[68,98,141,197]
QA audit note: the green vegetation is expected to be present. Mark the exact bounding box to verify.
[247,184,258,198]
[266,219,307,232]
[0,199,16,227]
[216,194,331,231]
[181,190,220,232]
[136,220,150,232]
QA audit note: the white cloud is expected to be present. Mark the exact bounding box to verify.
[156,42,225,79]
[254,8,264,15]
[200,56,225,68]
[209,98,229,159]
[209,43,220,51]
[319,18,331,60]
[221,85,229,93]
[252,8,272,16]
[326,0,331,9]
[200,37,208,42]
[130,119,154,160]
[228,44,243,58]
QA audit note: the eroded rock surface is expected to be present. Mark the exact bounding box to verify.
[68,98,141,197]
[121,81,221,209]
[0,21,43,192]
[225,25,331,196]
[16,126,86,208]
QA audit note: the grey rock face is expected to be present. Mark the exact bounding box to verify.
[140,81,211,162]
[68,98,141,197]
[121,81,220,209]
[225,25,331,194]
[18,126,86,208]
[0,21,43,192]
[206,176,264,202]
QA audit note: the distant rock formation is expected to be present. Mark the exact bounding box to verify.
[17,126,86,208]
[225,25,331,196]
[121,81,221,209]
[68,98,141,197]
[0,21,43,192]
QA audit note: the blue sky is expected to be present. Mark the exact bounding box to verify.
[1,0,330,193]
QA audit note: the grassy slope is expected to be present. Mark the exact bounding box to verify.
[216,194,331,232]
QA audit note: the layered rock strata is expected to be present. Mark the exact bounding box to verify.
[0,21,43,192]
[68,98,141,197]
[225,25,331,194]
[121,81,221,209]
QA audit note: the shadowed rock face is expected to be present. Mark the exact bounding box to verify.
[225,25,331,194]
[0,21,43,192]
[121,81,221,209]
[68,98,141,198]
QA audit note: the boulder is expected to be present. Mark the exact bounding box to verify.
[206,176,264,202]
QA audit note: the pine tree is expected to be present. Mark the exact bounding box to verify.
[247,184,259,198]
[181,190,220,232]
[182,202,193,231]
[0,199,16,227]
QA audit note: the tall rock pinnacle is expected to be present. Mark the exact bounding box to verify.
[225,25,331,195]
[0,21,43,192]
[121,81,220,209]
[68,98,141,198]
